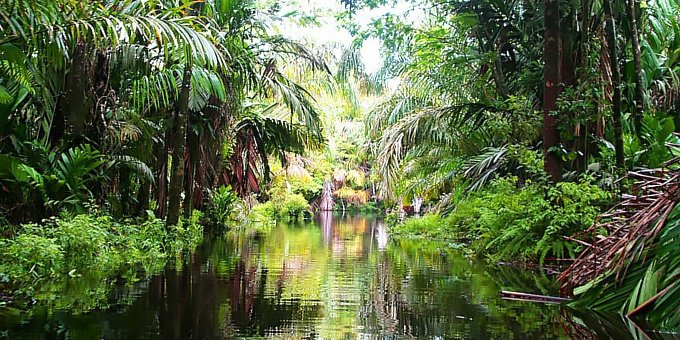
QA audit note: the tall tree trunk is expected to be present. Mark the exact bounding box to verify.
[155,132,169,218]
[92,52,110,149]
[167,64,193,226]
[627,0,645,133]
[182,140,194,217]
[576,0,592,172]
[51,41,92,146]
[119,166,131,215]
[543,0,563,182]
[604,0,625,167]
[136,178,150,216]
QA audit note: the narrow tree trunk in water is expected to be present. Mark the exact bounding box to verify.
[413,196,423,214]
[543,0,562,182]
[627,0,645,133]
[167,64,192,226]
[604,0,625,167]
[320,181,334,211]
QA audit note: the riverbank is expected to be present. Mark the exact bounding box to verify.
[390,177,613,263]
[0,210,204,311]
[388,177,612,264]
[389,171,680,333]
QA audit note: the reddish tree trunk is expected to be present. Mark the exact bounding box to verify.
[543,0,563,182]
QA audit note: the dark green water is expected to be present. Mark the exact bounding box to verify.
[1,214,637,339]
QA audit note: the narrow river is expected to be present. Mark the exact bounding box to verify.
[2,214,631,338]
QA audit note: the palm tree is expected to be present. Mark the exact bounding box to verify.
[0,0,228,221]
[193,0,328,200]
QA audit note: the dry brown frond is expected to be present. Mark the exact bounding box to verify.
[559,158,680,293]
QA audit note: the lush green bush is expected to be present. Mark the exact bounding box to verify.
[0,234,64,282]
[357,201,383,213]
[0,210,204,303]
[206,185,248,232]
[625,112,680,169]
[250,201,276,221]
[281,193,309,219]
[392,213,444,237]
[390,176,612,264]
[254,189,310,221]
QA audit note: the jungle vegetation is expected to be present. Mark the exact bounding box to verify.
[342,0,679,330]
[1,0,679,332]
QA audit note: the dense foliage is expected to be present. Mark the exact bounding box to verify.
[391,177,612,264]
[0,0,327,226]
[0,210,204,307]
[2,0,680,331]
[0,0,335,309]
[343,0,679,329]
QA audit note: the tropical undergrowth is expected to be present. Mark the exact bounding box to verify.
[560,166,680,331]
[571,205,680,331]
[252,190,310,222]
[204,185,250,233]
[248,158,316,223]
[0,209,204,311]
[390,176,612,265]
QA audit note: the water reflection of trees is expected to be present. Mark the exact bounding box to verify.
[253,216,568,338]
[363,240,565,338]
[3,215,643,338]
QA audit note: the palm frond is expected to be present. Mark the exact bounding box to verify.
[262,69,324,139]
[2,0,226,69]
[111,155,154,184]
[462,145,508,191]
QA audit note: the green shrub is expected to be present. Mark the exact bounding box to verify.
[250,201,276,222]
[342,201,383,213]
[52,215,110,267]
[390,213,445,238]
[206,185,242,231]
[260,189,310,221]
[391,176,612,264]
[0,210,205,306]
[172,210,205,253]
[359,201,383,213]
[0,233,64,284]
[281,193,309,219]
[245,201,277,231]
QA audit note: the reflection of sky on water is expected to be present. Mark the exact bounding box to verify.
[376,221,389,251]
